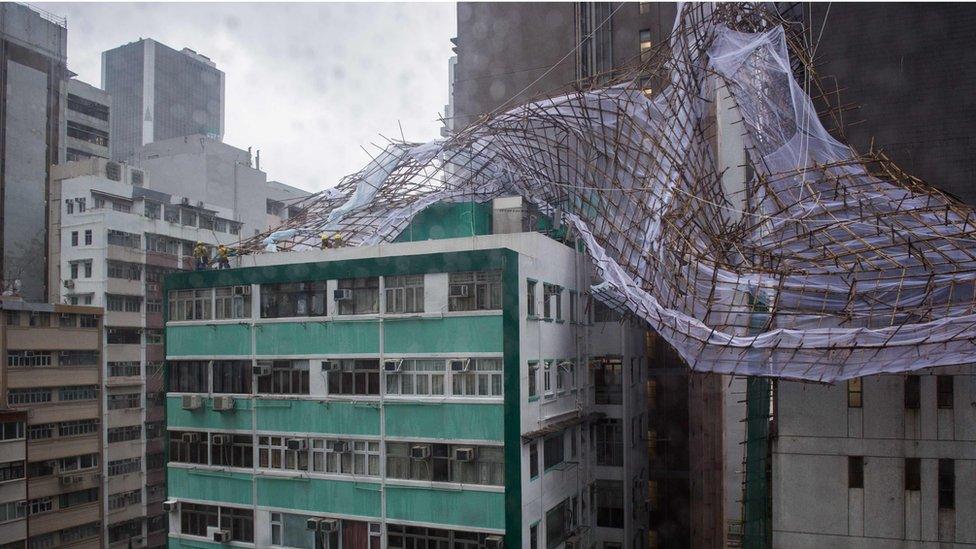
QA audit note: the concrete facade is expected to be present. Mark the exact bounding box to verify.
[63,78,111,162]
[0,3,69,302]
[0,298,104,548]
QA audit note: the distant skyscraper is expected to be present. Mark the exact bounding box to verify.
[101,39,224,162]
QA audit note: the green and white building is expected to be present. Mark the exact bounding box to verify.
[163,199,650,548]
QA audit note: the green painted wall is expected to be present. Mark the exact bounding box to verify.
[393,202,492,242]
[168,538,226,549]
[385,402,503,441]
[256,400,380,436]
[386,485,504,530]
[167,324,250,357]
[256,321,379,355]
[384,316,502,354]
[167,397,253,431]
[168,467,252,505]
[257,477,381,518]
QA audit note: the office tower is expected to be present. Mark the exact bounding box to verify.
[0,3,69,301]
[1,297,104,547]
[63,78,111,162]
[102,39,224,162]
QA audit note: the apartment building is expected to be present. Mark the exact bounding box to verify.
[0,298,104,548]
[163,200,649,548]
[47,158,243,548]
[63,78,111,162]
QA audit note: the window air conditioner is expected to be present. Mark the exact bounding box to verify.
[449,358,470,372]
[448,284,469,298]
[211,434,232,445]
[181,395,202,410]
[410,445,431,460]
[484,536,504,549]
[286,438,308,451]
[253,362,272,376]
[453,447,476,462]
[212,529,231,543]
[181,432,201,444]
[234,285,251,295]
[332,440,349,453]
[319,518,340,533]
[212,396,235,411]
[383,359,402,373]
[163,500,179,512]
[333,288,353,301]
[306,518,321,531]
[321,360,339,371]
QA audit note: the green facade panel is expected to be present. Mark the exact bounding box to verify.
[385,486,504,530]
[167,324,251,357]
[385,402,504,441]
[256,400,380,436]
[166,397,253,431]
[393,202,492,242]
[257,477,381,518]
[167,467,252,505]
[384,316,502,354]
[168,537,226,549]
[256,321,380,356]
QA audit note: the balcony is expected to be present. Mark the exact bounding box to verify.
[106,244,144,264]
[29,501,100,536]
[29,469,100,499]
[106,277,143,296]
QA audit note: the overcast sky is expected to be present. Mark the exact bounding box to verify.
[42,2,456,193]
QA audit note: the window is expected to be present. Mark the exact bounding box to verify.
[84,229,92,245]
[258,436,309,471]
[107,260,142,280]
[905,375,921,409]
[211,434,253,468]
[385,359,445,396]
[0,499,26,523]
[0,460,25,482]
[80,314,98,328]
[596,419,623,466]
[107,327,140,344]
[108,425,141,443]
[848,456,864,489]
[66,200,74,214]
[170,289,213,321]
[144,201,161,219]
[260,281,327,318]
[107,489,141,511]
[387,525,489,549]
[448,271,501,311]
[452,358,503,397]
[639,29,653,62]
[60,487,99,509]
[905,458,920,491]
[212,361,251,394]
[71,231,78,246]
[180,502,218,537]
[109,518,144,543]
[939,459,955,509]
[528,361,539,398]
[216,286,252,319]
[146,299,162,313]
[60,521,100,544]
[594,357,623,404]
[105,294,141,312]
[937,375,954,409]
[146,329,163,345]
[847,378,862,408]
[5,311,18,326]
[59,385,98,401]
[109,361,140,377]
[107,229,139,248]
[107,457,141,476]
[337,277,380,315]
[569,291,578,323]
[385,275,424,313]
[28,313,49,327]
[257,360,310,395]
[530,523,538,549]
[543,361,552,395]
[59,453,99,472]
[27,460,54,478]
[59,350,97,366]
[311,438,380,476]
[28,497,52,515]
[527,280,537,316]
[59,419,99,437]
[7,351,52,367]
[546,499,570,549]
[596,480,624,528]
[327,359,380,396]
[0,421,25,441]
[386,442,504,485]
[58,313,76,327]
[543,284,561,320]
[107,393,140,410]
[170,430,209,464]
[8,388,52,405]
[544,433,564,470]
[529,441,539,479]
[169,361,208,392]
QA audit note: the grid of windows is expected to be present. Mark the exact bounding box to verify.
[59,419,99,437]
[109,361,140,377]
[107,393,140,410]
[107,489,142,511]
[59,453,98,472]
[385,275,424,313]
[7,352,52,367]
[448,271,501,311]
[258,436,309,471]
[327,360,380,396]
[108,425,141,443]
[108,457,141,476]
[106,260,142,280]
[180,503,253,542]
[311,439,379,476]
[59,487,99,509]
[337,277,379,315]
[257,360,310,395]
[0,500,26,523]
[260,282,326,318]
[59,385,98,401]
[0,460,25,483]
[387,442,504,486]
[170,289,212,320]
[8,388,52,405]
[215,286,252,319]
[106,294,142,313]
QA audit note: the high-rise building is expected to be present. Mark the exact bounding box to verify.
[63,78,111,162]
[48,157,244,548]
[162,198,650,548]
[0,297,105,548]
[102,39,224,162]
[0,3,69,301]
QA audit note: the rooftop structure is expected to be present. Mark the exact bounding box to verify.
[63,78,112,162]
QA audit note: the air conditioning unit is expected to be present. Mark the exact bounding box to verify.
[333,288,352,301]
[332,440,349,453]
[383,359,403,373]
[286,438,308,451]
[162,500,179,512]
[449,359,470,372]
[448,284,469,298]
[306,518,321,531]
[181,432,201,444]
[59,474,83,485]
[410,445,431,460]
[212,396,235,411]
[181,394,202,410]
[63,279,75,289]
[484,536,504,549]
[212,529,232,543]
[234,285,251,295]
[211,434,232,445]
[453,447,476,462]
[319,518,340,533]
[253,362,272,376]
[321,360,339,371]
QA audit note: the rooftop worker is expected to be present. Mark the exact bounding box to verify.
[192,241,209,271]
[217,244,231,270]
[321,232,344,249]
